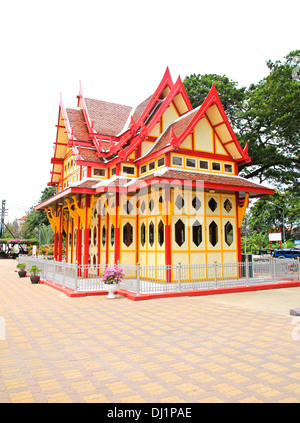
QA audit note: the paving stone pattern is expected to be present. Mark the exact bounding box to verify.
[1,260,300,403]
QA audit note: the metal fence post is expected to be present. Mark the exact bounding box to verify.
[44,259,48,282]
[245,259,249,286]
[273,258,277,283]
[178,262,181,292]
[214,261,218,289]
[53,259,56,284]
[75,262,78,292]
[62,260,66,288]
[136,262,140,295]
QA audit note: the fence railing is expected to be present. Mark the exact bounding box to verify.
[19,256,300,295]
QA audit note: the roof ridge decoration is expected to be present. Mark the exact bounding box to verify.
[60,93,74,141]
[105,70,194,163]
[138,83,251,164]
[77,81,102,156]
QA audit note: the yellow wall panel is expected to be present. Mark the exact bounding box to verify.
[215,135,229,155]
[149,122,160,137]
[120,252,136,265]
[172,252,189,266]
[194,118,213,152]
[162,102,179,131]
[181,134,192,149]
[190,252,206,265]
[141,141,154,156]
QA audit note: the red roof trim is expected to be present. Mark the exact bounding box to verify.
[136,67,174,127]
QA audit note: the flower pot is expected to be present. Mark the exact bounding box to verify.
[30,275,40,284]
[105,283,118,299]
[18,270,27,278]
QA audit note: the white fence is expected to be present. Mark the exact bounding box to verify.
[19,256,300,295]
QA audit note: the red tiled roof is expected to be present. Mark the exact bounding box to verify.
[95,177,132,191]
[75,180,97,189]
[132,95,153,123]
[84,98,132,137]
[127,169,274,195]
[147,109,198,155]
[66,108,90,141]
[79,147,98,161]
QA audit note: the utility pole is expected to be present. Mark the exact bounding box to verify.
[0,200,8,238]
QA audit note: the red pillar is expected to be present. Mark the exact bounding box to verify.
[97,213,101,274]
[76,220,82,265]
[58,207,63,261]
[136,197,139,265]
[70,220,73,263]
[236,194,242,262]
[83,197,90,267]
[54,231,58,260]
[114,192,120,265]
[105,211,109,265]
[165,187,172,283]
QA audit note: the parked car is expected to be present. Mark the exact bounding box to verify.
[272,249,300,259]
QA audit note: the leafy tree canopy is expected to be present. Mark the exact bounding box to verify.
[22,186,56,239]
[183,50,300,191]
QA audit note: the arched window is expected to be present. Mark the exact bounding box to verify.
[123,200,133,214]
[149,222,155,246]
[209,221,218,246]
[93,226,97,245]
[149,199,155,212]
[208,198,217,212]
[224,199,233,213]
[123,222,133,247]
[175,219,185,247]
[175,195,184,210]
[141,223,146,246]
[192,196,201,211]
[102,225,106,246]
[225,222,233,246]
[192,220,202,246]
[158,220,164,246]
[140,201,146,214]
[110,224,115,246]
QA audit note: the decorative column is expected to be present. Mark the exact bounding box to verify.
[58,206,63,261]
[70,194,94,276]
[83,196,90,268]
[65,198,80,266]
[164,186,172,283]
[114,192,120,265]
[63,212,69,262]
[45,207,60,261]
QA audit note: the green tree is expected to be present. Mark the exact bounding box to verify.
[35,223,54,245]
[238,50,300,189]
[241,190,300,252]
[22,186,56,239]
[183,51,300,191]
[2,219,21,239]
[183,73,246,130]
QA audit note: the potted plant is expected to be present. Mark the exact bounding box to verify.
[29,265,42,284]
[101,267,125,299]
[16,263,27,278]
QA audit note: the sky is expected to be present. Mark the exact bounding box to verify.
[0,0,299,224]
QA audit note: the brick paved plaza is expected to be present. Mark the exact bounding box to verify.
[1,259,300,403]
